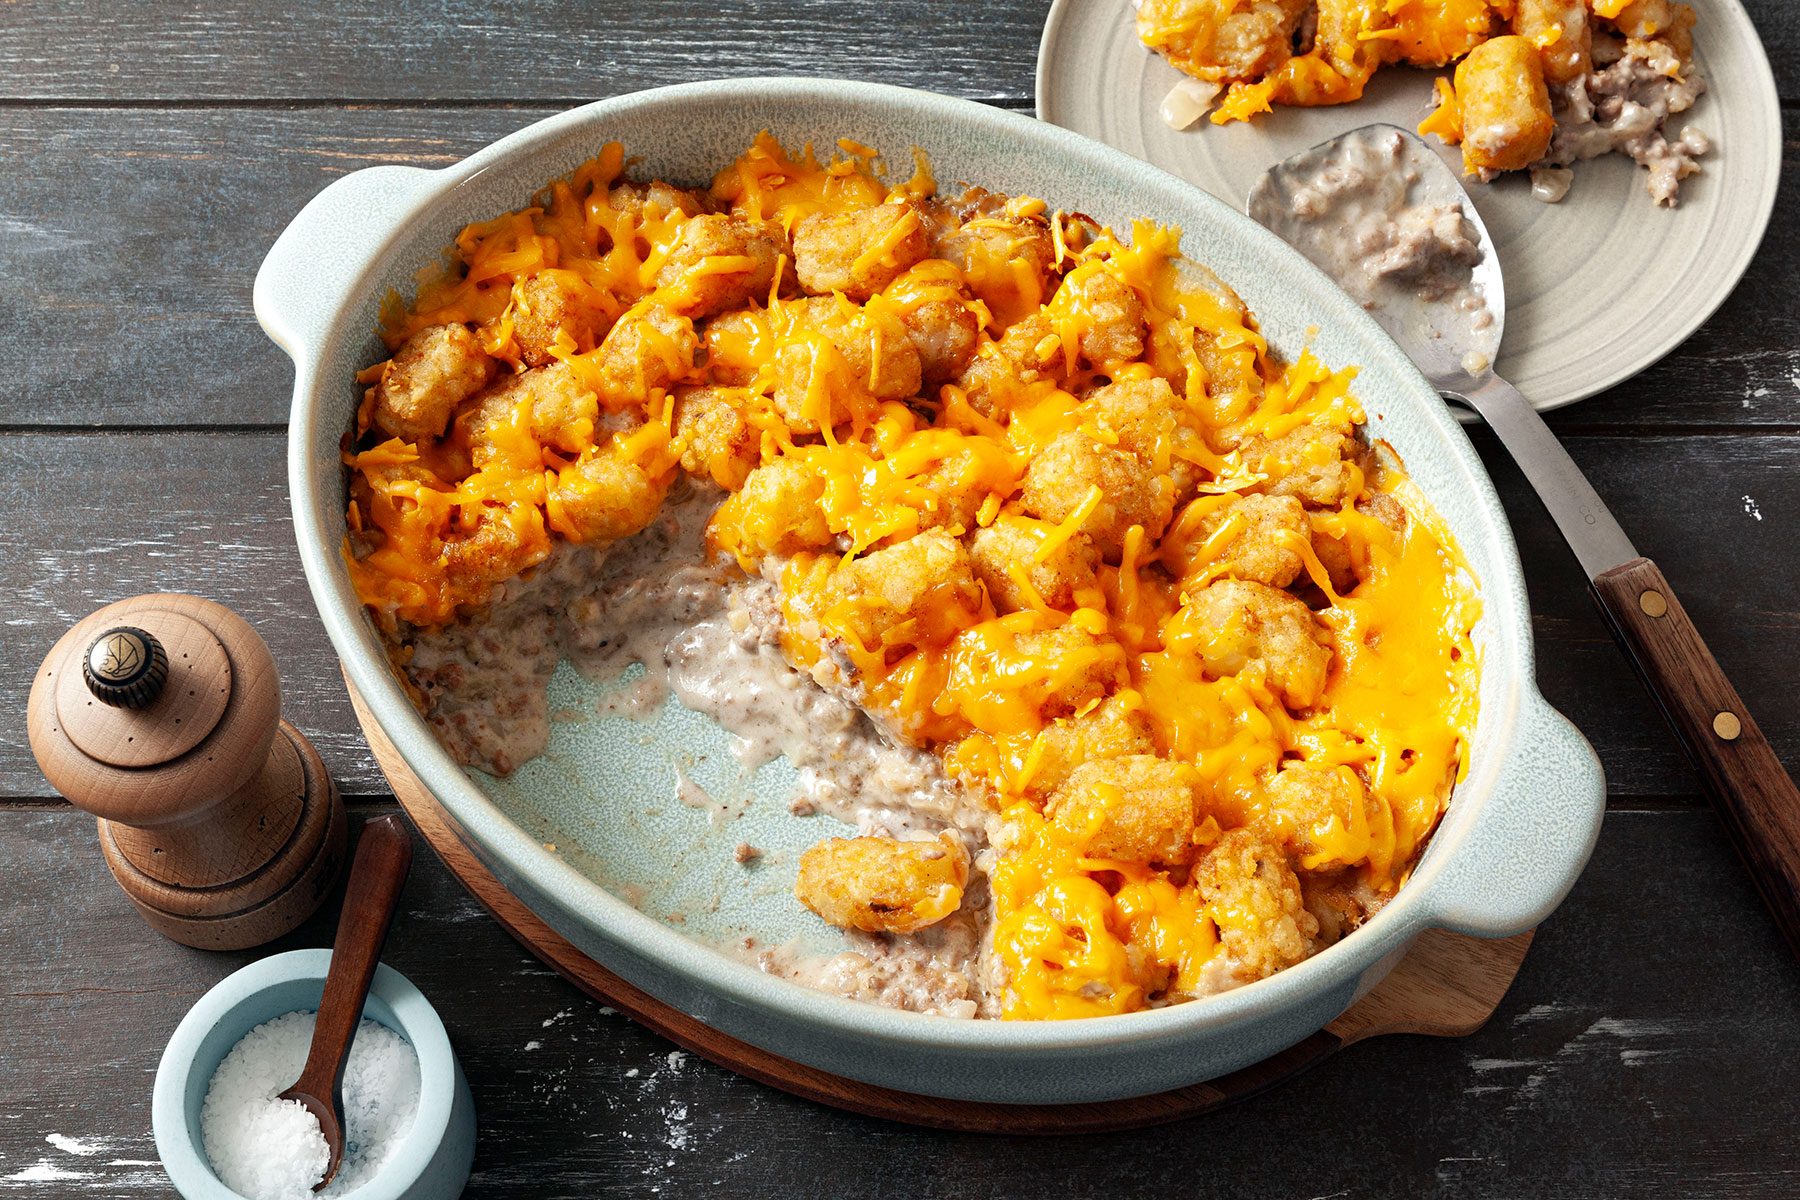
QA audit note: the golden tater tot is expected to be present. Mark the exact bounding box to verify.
[672,385,760,490]
[545,445,671,545]
[463,362,601,469]
[1135,0,1309,83]
[371,323,494,443]
[1046,755,1201,866]
[828,529,986,655]
[590,304,698,410]
[512,270,610,368]
[710,457,835,561]
[795,833,969,934]
[653,214,788,318]
[1014,693,1157,800]
[969,514,1102,614]
[1191,828,1318,983]
[1514,0,1592,84]
[793,200,930,301]
[1179,579,1333,709]
[1454,35,1556,175]
[1181,493,1310,589]
[1019,431,1174,559]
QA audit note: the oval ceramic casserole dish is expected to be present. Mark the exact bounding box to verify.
[260,78,1605,1105]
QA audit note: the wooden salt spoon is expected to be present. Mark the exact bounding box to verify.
[281,814,414,1190]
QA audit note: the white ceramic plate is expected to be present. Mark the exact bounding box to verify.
[1037,0,1783,411]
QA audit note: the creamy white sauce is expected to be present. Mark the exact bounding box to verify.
[396,480,995,1016]
[1248,126,1501,378]
[1541,34,1709,206]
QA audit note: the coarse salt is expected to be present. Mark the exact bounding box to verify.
[199,1011,420,1199]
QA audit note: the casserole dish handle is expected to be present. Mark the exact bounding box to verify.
[254,165,439,360]
[1426,692,1606,938]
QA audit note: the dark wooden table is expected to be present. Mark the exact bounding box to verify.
[3,3,1797,1196]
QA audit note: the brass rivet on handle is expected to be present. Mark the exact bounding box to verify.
[1713,711,1743,741]
[1638,590,1668,618]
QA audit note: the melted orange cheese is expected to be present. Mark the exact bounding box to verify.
[348,134,1482,1021]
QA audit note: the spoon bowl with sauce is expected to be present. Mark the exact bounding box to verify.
[1251,125,1800,966]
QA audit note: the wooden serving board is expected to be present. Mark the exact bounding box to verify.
[348,682,1532,1134]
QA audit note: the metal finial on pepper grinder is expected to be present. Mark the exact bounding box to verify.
[82,626,170,708]
[27,594,347,950]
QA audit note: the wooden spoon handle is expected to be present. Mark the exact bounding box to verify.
[1591,557,1800,958]
[293,814,414,1099]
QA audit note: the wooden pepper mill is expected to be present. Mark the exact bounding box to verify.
[27,594,347,950]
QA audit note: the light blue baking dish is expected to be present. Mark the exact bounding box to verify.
[257,78,1605,1105]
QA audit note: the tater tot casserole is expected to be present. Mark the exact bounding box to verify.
[343,134,1482,1021]
[1138,0,1711,205]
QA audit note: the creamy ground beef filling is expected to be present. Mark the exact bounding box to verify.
[1537,34,1709,207]
[401,481,995,1016]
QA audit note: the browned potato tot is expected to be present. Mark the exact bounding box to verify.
[653,214,788,318]
[1051,266,1146,367]
[441,505,552,600]
[512,270,610,367]
[1454,36,1556,175]
[1264,761,1380,869]
[793,200,930,300]
[592,304,698,409]
[1007,621,1125,718]
[828,529,985,654]
[1313,490,1407,592]
[795,833,969,934]
[772,297,923,432]
[672,385,760,490]
[1236,419,1359,509]
[969,514,1102,613]
[606,180,707,223]
[1046,754,1200,865]
[1083,377,1180,462]
[1192,827,1318,983]
[545,445,671,545]
[883,263,980,387]
[1135,0,1308,82]
[1019,431,1174,558]
[1515,0,1592,84]
[700,308,769,387]
[898,444,1012,538]
[1179,579,1333,709]
[464,362,601,470]
[932,214,1057,326]
[1182,493,1309,588]
[952,312,1069,419]
[371,323,495,443]
[1016,693,1157,799]
[710,457,833,561]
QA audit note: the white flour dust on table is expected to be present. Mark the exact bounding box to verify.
[401,480,995,1017]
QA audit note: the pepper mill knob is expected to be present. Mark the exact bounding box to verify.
[83,626,170,708]
[27,594,347,950]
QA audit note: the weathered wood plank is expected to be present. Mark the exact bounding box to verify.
[0,107,553,428]
[3,430,1798,802]
[2,804,1795,1198]
[0,0,1791,103]
[3,102,1793,429]
[0,0,1050,104]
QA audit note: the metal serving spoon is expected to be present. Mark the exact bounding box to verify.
[280,814,414,1190]
[1250,124,1800,958]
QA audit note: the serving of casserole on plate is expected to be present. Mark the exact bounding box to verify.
[263,79,1602,1102]
[1039,0,1782,410]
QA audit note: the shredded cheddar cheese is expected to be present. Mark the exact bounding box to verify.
[347,134,1481,1022]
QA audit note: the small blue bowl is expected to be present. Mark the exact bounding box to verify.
[153,950,475,1200]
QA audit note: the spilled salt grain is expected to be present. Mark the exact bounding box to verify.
[200,1011,420,1200]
